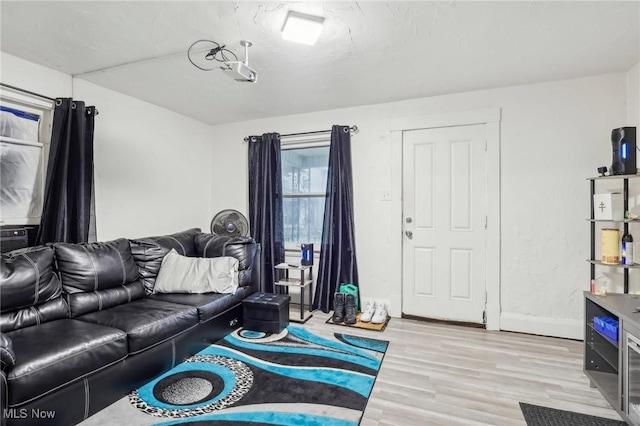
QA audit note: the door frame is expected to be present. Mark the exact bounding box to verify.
[389,108,501,330]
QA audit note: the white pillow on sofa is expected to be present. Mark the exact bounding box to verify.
[153,249,239,294]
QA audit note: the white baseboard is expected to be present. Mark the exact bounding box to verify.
[500,312,583,340]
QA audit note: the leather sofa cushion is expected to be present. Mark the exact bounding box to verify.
[129,239,170,295]
[144,228,200,257]
[150,285,253,322]
[55,238,139,293]
[128,228,201,294]
[1,297,69,333]
[66,280,146,318]
[194,234,257,287]
[1,245,68,333]
[6,319,127,406]
[76,299,198,354]
[1,245,62,311]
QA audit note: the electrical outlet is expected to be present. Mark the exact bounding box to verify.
[381,191,391,201]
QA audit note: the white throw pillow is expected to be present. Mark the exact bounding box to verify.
[153,249,239,294]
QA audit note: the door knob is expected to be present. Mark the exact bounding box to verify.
[406,217,413,223]
[405,230,413,239]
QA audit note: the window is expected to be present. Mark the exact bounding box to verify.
[0,90,53,225]
[281,143,330,249]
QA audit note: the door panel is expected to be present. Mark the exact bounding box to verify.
[450,140,472,230]
[402,124,486,324]
[414,247,435,296]
[414,143,435,230]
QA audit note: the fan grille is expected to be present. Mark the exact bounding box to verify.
[210,209,249,237]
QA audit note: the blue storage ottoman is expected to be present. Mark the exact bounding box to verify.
[243,292,290,334]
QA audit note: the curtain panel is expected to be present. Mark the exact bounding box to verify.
[314,125,360,312]
[248,133,285,293]
[37,98,96,244]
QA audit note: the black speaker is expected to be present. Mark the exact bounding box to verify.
[611,127,637,175]
[301,243,314,266]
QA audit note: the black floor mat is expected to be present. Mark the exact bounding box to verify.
[519,402,626,426]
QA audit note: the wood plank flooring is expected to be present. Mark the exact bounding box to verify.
[304,311,622,426]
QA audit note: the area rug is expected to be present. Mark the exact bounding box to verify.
[127,326,388,425]
[519,402,626,426]
[326,313,390,332]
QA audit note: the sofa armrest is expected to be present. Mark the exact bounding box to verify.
[0,371,7,426]
[0,333,15,371]
[249,243,261,294]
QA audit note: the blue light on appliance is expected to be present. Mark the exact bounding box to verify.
[301,244,314,266]
[623,143,627,159]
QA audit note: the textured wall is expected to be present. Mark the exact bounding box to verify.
[208,73,627,339]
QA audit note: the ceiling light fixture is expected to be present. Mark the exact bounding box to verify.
[281,11,325,46]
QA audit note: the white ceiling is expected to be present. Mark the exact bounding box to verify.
[1,1,638,126]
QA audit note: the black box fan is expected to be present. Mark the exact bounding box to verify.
[210,209,249,237]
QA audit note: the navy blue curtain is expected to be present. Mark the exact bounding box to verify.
[37,98,95,244]
[248,133,285,293]
[313,125,360,312]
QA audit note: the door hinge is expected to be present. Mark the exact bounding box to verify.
[485,216,488,229]
[483,310,487,324]
[485,139,488,151]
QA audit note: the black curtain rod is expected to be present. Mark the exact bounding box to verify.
[244,125,358,142]
[0,82,56,102]
[0,82,100,115]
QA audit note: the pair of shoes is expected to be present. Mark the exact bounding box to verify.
[332,293,357,324]
[360,301,388,324]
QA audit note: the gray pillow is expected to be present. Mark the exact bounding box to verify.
[153,250,239,294]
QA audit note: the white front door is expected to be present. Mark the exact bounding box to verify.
[402,124,487,324]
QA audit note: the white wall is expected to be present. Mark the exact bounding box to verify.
[73,80,213,240]
[209,73,627,339]
[1,52,214,241]
[628,63,640,127]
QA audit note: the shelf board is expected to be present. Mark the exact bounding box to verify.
[588,174,640,180]
[588,321,619,348]
[587,259,640,269]
[275,263,312,271]
[587,219,640,223]
[274,278,313,287]
[587,341,619,370]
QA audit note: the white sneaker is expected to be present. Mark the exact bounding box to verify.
[371,303,387,324]
[360,301,376,322]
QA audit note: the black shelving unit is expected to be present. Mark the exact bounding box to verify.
[588,174,640,293]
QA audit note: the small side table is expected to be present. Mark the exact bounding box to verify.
[274,263,313,323]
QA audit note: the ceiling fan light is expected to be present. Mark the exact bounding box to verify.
[281,11,324,46]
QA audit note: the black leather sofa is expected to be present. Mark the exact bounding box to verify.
[0,228,260,426]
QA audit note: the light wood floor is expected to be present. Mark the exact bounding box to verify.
[304,311,622,426]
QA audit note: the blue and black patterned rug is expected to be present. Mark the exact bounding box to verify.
[128,326,388,425]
